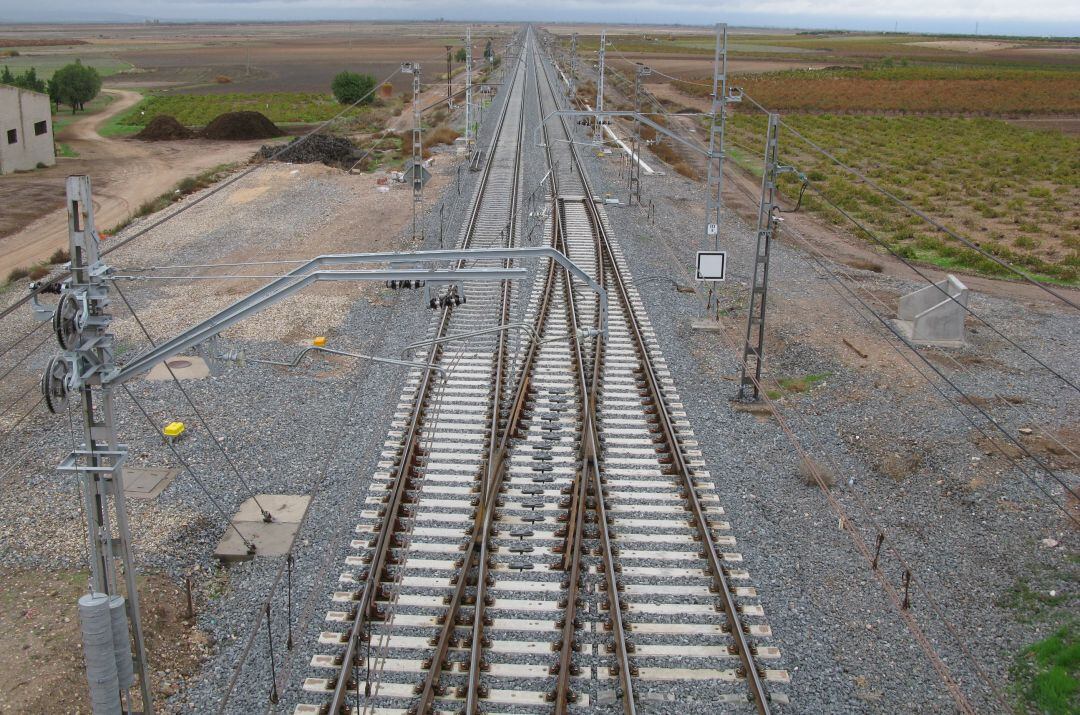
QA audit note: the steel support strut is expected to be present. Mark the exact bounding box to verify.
[739,114,781,400]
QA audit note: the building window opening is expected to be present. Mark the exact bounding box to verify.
[34,120,47,136]
[6,129,16,144]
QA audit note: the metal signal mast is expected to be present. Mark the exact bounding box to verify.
[465,26,474,145]
[594,29,606,142]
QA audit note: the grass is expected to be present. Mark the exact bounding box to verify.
[725,113,1080,284]
[55,143,78,158]
[50,92,115,134]
[765,372,831,400]
[0,56,131,80]
[112,92,346,128]
[1012,622,1079,715]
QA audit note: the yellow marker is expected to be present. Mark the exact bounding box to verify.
[163,422,186,438]
[313,336,327,347]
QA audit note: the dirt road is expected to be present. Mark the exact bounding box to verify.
[0,89,266,276]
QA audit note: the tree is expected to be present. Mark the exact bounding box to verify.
[484,39,493,61]
[51,60,101,113]
[455,47,467,63]
[1,66,47,93]
[331,70,376,106]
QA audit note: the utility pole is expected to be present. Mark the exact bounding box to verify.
[568,32,578,101]
[46,176,155,714]
[704,23,730,317]
[402,62,424,241]
[739,114,781,400]
[594,29,606,143]
[630,63,650,204]
[464,26,473,145]
[445,45,453,104]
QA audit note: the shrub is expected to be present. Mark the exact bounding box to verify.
[331,71,376,106]
[215,75,232,84]
[48,248,70,264]
[798,456,836,488]
[28,264,49,280]
[427,125,460,146]
[7,267,30,282]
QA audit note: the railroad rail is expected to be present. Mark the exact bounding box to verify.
[296,26,787,715]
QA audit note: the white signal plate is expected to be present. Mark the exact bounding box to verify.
[695,251,727,281]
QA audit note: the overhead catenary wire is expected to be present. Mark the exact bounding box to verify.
[120,383,255,549]
[544,40,978,709]
[764,107,1080,310]
[721,173,1080,522]
[727,223,1019,709]
[636,186,992,712]
[0,66,403,325]
[585,50,1079,499]
[719,130,1078,399]
[111,280,272,519]
[799,180,1079,394]
[0,318,48,364]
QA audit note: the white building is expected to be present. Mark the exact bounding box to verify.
[0,85,55,174]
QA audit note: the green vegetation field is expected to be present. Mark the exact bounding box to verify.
[676,66,1080,115]
[114,92,344,128]
[724,113,1080,284]
[0,56,131,80]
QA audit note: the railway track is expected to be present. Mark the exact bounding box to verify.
[295,27,787,715]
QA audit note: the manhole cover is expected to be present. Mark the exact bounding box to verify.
[167,359,192,369]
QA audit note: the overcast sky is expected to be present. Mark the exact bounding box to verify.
[2,0,1078,36]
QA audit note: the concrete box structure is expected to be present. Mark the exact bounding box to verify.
[0,85,55,174]
[893,274,969,347]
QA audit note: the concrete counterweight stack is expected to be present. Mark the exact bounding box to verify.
[79,592,134,714]
[110,595,136,690]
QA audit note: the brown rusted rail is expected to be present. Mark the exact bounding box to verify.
[327,35,527,715]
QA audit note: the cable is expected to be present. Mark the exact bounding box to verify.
[0,318,48,363]
[723,165,1080,516]
[120,383,255,549]
[787,228,1080,523]
[111,280,271,519]
[769,109,1080,310]
[0,394,45,444]
[800,182,1078,394]
[0,331,52,386]
[0,67,402,325]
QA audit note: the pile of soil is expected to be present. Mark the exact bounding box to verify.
[135,115,195,141]
[257,134,360,168]
[201,111,282,140]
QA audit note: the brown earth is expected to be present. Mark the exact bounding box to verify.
[0,570,212,715]
[135,115,195,141]
[201,111,282,140]
[0,89,267,277]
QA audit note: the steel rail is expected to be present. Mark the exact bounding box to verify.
[533,43,631,714]
[585,141,774,715]
[539,38,773,713]
[326,31,528,715]
[408,33,531,715]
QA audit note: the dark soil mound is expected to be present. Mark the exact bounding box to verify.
[135,115,194,141]
[257,134,360,169]
[201,111,282,140]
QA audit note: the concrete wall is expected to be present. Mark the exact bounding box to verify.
[0,86,55,174]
